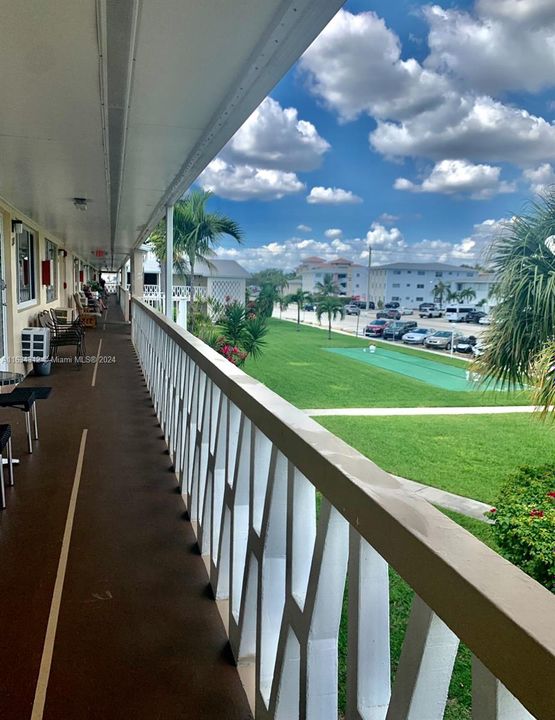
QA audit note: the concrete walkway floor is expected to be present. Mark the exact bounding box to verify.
[393,475,492,522]
[305,405,538,416]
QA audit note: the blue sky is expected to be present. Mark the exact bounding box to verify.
[197,0,555,271]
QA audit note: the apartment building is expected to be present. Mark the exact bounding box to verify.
[297,256,368,297]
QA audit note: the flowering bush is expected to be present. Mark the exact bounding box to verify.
[214,337,248,366]
[486,464,555,593]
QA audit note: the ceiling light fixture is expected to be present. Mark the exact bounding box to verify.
[73,197,88,211]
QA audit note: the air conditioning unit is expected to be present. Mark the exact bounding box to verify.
[21,328,51,361]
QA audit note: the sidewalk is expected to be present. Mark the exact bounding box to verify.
[305,405,539,416]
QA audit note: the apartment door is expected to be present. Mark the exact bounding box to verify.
[0,224,8,370]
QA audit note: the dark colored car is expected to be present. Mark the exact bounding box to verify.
[355,300,375,309]
[385,301,400,309]
[303,303,315,311]
[382,320,418,340]
[364,319,390,337]
[465,310,487,323]
[454,335,478,354]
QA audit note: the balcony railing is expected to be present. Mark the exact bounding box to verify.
[131,297,554,720]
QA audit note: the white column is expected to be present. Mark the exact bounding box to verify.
[166,204,174,320]
[130,248,145,298]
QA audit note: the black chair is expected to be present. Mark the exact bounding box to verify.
[0,424,14,509]
[0,389,38,453]
[37,311,85,365]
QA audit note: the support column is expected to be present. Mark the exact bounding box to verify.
[130,248,145,298]
[165,204,174,320]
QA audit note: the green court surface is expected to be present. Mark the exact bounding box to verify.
[326,346,503,391]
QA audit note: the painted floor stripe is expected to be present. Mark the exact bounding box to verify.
[91,339,103,388]
[31,428,88,720]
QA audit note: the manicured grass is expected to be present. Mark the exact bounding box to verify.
[245,319,530,408]
[316,413,555,503]
[337,508,498,718]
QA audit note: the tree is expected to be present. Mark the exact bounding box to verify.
[148,190,243,302]
[250,268,290,293]
[316,296,344,340]
[459,287,477,303]
[475,189,555,407]
[284,289,311,331]
[315,273,340,297]
[256,284,281,319]
[445,286,459,302]
[197,302,268,366]
[432,280,448,307]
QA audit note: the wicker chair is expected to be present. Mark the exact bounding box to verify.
[73,293,101,328]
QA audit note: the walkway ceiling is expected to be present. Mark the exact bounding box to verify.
[0,0,344,270]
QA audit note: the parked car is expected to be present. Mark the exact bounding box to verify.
[465,310,487,323]
[479,315,491,325]
[401,307,414,315]
[385,301,400,309]
[424,330,463,350]
[303,302,315,311]
[354,300,375,309]
[376,309,401,320]
[454,335,477,354]
[364,319,390,337]
[472,340,486,357]
[402,327,434,345]
[382,321,418,340]
[419,307,443,318]
[344,303,361,315]
[419,302,436,311]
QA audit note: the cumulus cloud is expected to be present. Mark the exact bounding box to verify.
[220,97,329,171]
[324,228,343,239]
[394,159,515,199]
[307,186,362,204]
[297,224,312,232]
[523,163,555,194]
[299,9,448,122]
[378,212,400,225]
[424,4,555,96]
[371,95,555,165]
[199,158,304,201]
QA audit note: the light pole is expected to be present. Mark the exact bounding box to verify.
[365,244,372,312]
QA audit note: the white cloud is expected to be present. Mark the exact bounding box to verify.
[307,186,362,204]
[221,97,330,171]
[523,163,555,194]
[299,9,448,122]
[394,159,515,199]
[199,158,304,201]
[378,212,399,225]
[424,4,555,96]
[324,228,343,239]
[297,224,312,232]
[371,95,555,165]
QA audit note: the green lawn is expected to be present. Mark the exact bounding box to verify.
[317,413,555,503]
[245,319,529,408]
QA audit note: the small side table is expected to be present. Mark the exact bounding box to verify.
[0,371,24,464]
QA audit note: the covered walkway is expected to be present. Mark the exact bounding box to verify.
[0,299,251,720]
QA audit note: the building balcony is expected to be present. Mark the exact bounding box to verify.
[2,295,552,719]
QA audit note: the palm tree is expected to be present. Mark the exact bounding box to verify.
[475,189,555,408]
[316,296,344,340]
[149,190,243,302]
[432,280,448,308]
[284,289,311,330]
[445,286,459,303]
[458,287,477,303]
[315,273,340,297]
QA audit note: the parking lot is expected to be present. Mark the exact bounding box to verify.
[276,306,487,344]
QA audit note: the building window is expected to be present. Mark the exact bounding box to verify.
[17,227,36,305]
[391,296,400,301]
[416,296,423,301]
[392,283,400,288]
[45,239,57,303]
[417,284,424,289]
[406,283,411,287]
[407,270,412,274]
[435,271,443,277]
[466,272,473,277]
[417,270,425,275]
[393,270,401,275]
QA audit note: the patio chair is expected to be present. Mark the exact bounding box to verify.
[73,293,100,328]
[0,424,14,509]
[0,387,52,455]
[38,311,85,364]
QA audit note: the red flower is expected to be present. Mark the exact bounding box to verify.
[489,508,496,513]
[530,509,545,518]
[548,491,555,498]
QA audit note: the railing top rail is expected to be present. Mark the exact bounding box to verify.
[132,297,555,718]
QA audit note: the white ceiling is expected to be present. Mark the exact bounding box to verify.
[0,0,344,269]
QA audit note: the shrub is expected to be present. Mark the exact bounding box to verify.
[486,464,555,593]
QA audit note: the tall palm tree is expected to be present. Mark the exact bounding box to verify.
[476,189,555,407]
[285,289,311,331]
[149,190,243,301]
[458,287,476,303]
[432,280,448,308]
[445,286,459,303]
[316,296,344,340]
[315,273,340,297]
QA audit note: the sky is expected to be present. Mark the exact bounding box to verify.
[196,0,555,272]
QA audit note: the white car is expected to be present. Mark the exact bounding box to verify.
[472,341,486,357]
[424,330,463,350]
[401,307,414,315]
[402,328,434,345]
[479,315,491,325]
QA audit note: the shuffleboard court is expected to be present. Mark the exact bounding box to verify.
[325,346,504,392]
